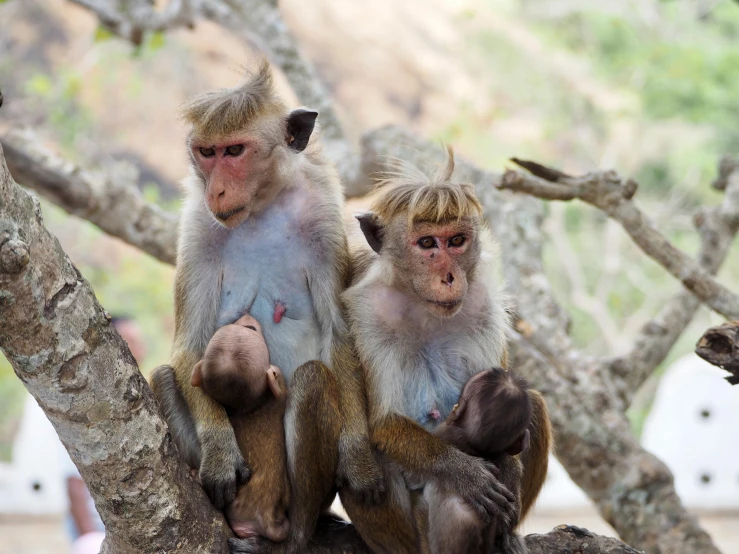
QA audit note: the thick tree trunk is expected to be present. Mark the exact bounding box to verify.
[0,143,231,553]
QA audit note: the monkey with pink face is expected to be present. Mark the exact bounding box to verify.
[150,60,382,554]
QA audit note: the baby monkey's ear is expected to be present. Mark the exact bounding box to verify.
[267,366,286,399]
[447,403,462,422]
[191,361,204,388]
[448,401,465,423]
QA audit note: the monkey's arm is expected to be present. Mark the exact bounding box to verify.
[372,414,517,524]
[306,231,385,503]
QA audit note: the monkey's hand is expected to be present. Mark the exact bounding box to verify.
[199,433,251,509]
[336,434,386,504]
[440,452,517,527]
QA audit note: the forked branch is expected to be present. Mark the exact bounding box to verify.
[498,158,739,320]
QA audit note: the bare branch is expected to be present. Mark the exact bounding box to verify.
[696,321,739,384]
[70,0,196,45]
[498,161,739,319]
[608,155,739,399]
[510,335,720,554]
[1,132,177,265]
[0,143,230,552]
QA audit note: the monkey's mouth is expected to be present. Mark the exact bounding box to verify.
[429,299,462,309]
[215,206,246,221]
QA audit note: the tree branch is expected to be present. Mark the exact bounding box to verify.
[71,0,196,45]
[608,155,739,400]
[696,321,739,384]
[0,143,230,552]
[1,132,177,265]
[525,525,642,554]
[498,161,739,319]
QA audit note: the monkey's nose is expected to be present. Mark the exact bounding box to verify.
[443,273,454,286]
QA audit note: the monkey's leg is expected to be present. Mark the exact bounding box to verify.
[518,390,552,522]
[150,364,202,470]
[229,361,343,554]
[340,470,419,554]
[424,483,484,554]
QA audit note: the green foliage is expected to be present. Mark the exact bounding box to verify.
[94,25,115,43]
[534,2,739,150]
[23,70,93,150]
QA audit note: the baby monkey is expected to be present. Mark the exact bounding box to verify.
[191,314,290,544]
[417,367,532,554]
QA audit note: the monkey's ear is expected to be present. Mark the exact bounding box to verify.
[506,429,530,456]
[355,212,384,253]
[191,362,204,388]
[286,108,318,152]
[267,366,285,399]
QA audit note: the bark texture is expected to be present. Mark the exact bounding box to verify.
[0,142,231,552]
[525,525,644,554]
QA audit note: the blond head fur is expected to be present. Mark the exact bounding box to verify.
[371,146,483,226]
[181,58,287,139]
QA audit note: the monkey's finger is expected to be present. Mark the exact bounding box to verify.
[469,496,496,524]
[483,488,515,517]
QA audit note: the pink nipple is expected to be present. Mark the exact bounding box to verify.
[273,301,287,324]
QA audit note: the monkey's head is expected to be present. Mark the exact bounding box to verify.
[191,314,286,411]
[448,368,532,456]
[182,60,318,229]
[356,148,483,318]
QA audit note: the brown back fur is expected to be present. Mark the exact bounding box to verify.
[226,395,291,543]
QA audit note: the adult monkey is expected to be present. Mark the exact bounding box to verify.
[340,150,552,553]
[150,61,382,553]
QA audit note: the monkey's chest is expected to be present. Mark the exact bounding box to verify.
[216,208,321,381]
[405,344,476,430]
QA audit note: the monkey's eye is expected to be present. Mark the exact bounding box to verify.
[199,147,216,158]
[225,144,245,157]
[449,235,466,247]
[417,237,437,249]
[245,325,257,331]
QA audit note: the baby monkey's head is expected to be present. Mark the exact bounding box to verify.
[449,367,532,457]
[191,314,285,411]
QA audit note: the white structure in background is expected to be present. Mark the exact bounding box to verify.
[0,395,66,514]
[2,353,737,516]
[642,354,739,510]
[535,456,593,511]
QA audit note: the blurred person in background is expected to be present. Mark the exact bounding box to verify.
[60,315,147,554]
